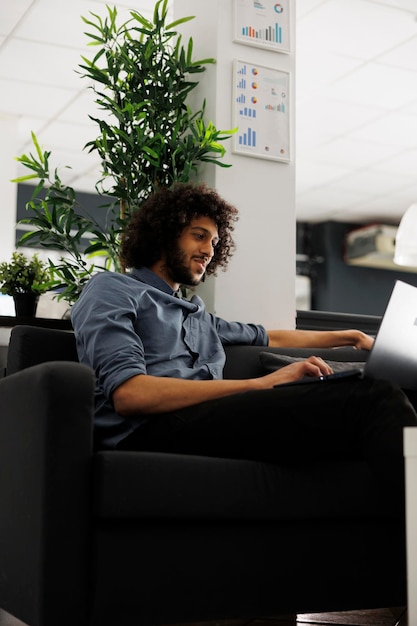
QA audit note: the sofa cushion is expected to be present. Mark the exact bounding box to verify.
[93,450,388,522]
[259,351,366,374]
[223,345,368,380]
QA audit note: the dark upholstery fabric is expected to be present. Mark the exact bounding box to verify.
[223,345,368,379]
[6,326,367,379]
[6,325,78,375]
[259,351,366,374]
[0,361,94,626]
[0,324,408,626]
[0,346,7,378]
[90,519,406,626]
[93,450,385,521]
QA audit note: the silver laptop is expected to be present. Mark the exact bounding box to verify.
[363,279,417,390]
[278,280,417,390]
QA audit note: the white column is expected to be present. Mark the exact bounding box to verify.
[0,115,19,262]
[174,0,296,329]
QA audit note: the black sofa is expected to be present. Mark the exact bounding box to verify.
[0,325,406,626]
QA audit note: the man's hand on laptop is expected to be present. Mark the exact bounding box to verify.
[258,356,334,389]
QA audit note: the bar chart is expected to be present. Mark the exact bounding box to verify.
[239,107,257,118]
[233,59,290,162]
[240,22,283,44]
[234,0,290,53]
[238,128,257,148]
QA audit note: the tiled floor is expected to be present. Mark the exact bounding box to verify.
[0,607,407,626]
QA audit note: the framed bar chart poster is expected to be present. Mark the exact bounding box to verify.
[234,0,290,53]
[232,59,290,162]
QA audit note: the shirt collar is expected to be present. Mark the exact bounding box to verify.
[130,267,178,297]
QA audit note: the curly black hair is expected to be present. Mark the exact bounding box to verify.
[120,182,239,276]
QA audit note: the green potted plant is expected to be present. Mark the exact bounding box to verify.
[12,0,235,304]
[0,252,52,317]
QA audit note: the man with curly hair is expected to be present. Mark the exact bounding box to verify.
[71,182,415,500]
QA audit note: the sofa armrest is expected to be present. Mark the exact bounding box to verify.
[0,361,95,626]
[6,325,78,376]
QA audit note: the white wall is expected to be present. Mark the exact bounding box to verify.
[0,2,297,328]
[174,0,296,329]
[0,115,19,262]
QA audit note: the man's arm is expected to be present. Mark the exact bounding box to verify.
[112,329,372,416]
[266,329,374,351]
[112,355,333,416]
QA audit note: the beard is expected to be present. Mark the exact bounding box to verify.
[164,243,205,287]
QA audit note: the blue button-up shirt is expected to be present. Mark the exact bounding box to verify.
[71,267,268,448]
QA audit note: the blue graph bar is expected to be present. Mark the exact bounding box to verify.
[239,107,257,118]
[239,128,257,147]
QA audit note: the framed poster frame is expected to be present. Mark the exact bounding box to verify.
[232,59,291,163]
[233,0,291,54]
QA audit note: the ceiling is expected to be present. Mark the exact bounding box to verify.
[1,0,417,225]
[296,0,417,224]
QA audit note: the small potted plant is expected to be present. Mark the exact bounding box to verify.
[0,252,51,317]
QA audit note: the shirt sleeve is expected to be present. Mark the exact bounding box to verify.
[215,316,268,346]
[71,273,147,401]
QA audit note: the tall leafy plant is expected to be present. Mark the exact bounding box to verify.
[13,0,235,303]
[81,0,233,216]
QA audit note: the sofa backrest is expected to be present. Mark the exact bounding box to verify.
[6,324,369,380]
[6,325,79,376]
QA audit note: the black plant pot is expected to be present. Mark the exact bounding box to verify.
[13,293,39,317]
